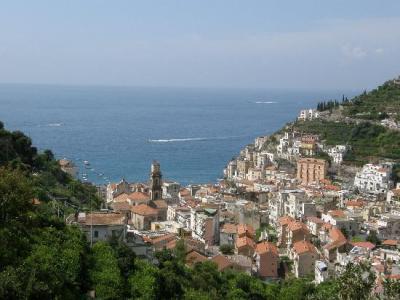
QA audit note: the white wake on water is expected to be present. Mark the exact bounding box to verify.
[37,123,64,127]
[148,136,244,143]
[254,101,277,104]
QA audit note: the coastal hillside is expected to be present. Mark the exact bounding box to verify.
[0,121,101,210]
[341,77,400,121]
[274,76,400,166]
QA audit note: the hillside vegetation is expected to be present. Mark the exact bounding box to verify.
[342,79,400,121]
[292,77,400,165]
[293,120,400,165]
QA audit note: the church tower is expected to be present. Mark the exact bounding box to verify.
[150,161,162,200]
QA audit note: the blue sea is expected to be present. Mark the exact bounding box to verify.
[0,84,357,185]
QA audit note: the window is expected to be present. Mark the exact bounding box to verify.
[94,231,98,238]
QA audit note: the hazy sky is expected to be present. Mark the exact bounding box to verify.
[1,0,400,89]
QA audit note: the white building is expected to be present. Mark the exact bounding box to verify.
[70,212,126,243]
[354,163,393,194]
[254,136,268,151]
[298,109,319,121]
[327,145,347,164]
[315,260,329,284]
[226,160,237,179]
[190,207,220,245]
[162,181,181,200]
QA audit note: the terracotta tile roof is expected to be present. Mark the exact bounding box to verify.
[292,240,317,255]
[237,224,255,237]
[328,210,346,218]
[236,236,255,249]
[383,239,398,246]
[113,193,130,202]
[211,255,234,271]
[255,241,278,255]
[351,241,375,250]
[185,250,207,267]
[131,204,158,216]
[288,221,309,233]
[329,227,347,243]
[278,216,295,226]
[145,233,176,246]
[345,200,365,208]
[321,222,333,231]
[128,191,150,202]
[221,223,237,234]
[324,227,347,250]
[111,201,131,211]
[152,199,168,209]
[79,212,125,225]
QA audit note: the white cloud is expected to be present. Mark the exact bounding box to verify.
[375,48,384,54]
[341,45,367,59]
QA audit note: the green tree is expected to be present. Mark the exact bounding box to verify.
[337,262,375,300]
[128,259,159,300]
[383,278,400,300]
[174,239,187,262]
[0,167,33,226]
[89,242,123,300]
[366,230,381,245]
[220,244,234,255]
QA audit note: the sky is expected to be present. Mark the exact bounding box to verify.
[0,0,400,90]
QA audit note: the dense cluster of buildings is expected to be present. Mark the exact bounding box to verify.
[66,121,400,292]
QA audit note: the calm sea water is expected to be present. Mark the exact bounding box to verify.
[0,84,356,185]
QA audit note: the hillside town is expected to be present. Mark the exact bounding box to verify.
[64,106,400,294]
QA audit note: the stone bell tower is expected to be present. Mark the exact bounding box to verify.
[150,161,162,200]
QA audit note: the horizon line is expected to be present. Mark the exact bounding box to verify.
[0,81,363,93]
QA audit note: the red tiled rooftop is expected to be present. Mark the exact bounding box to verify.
[255,241,278,255]
[78,212,125,225]
[345,200,365,208]
[131,204,158,216]
[145,233,176,245]
[211,255,234,271]
[328,210,346,218]
[292,240,317,255]
[237,224,255,237]
[185,250,207,267]
[221,223,237,234]
[152,199,168,209]
[329,227,347,243]
[351,241,375,250]
[128,191,150,201]
[236,236,255,249]
[113,193,130,202]
[383,239,398,246]
[288,221,309,233]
